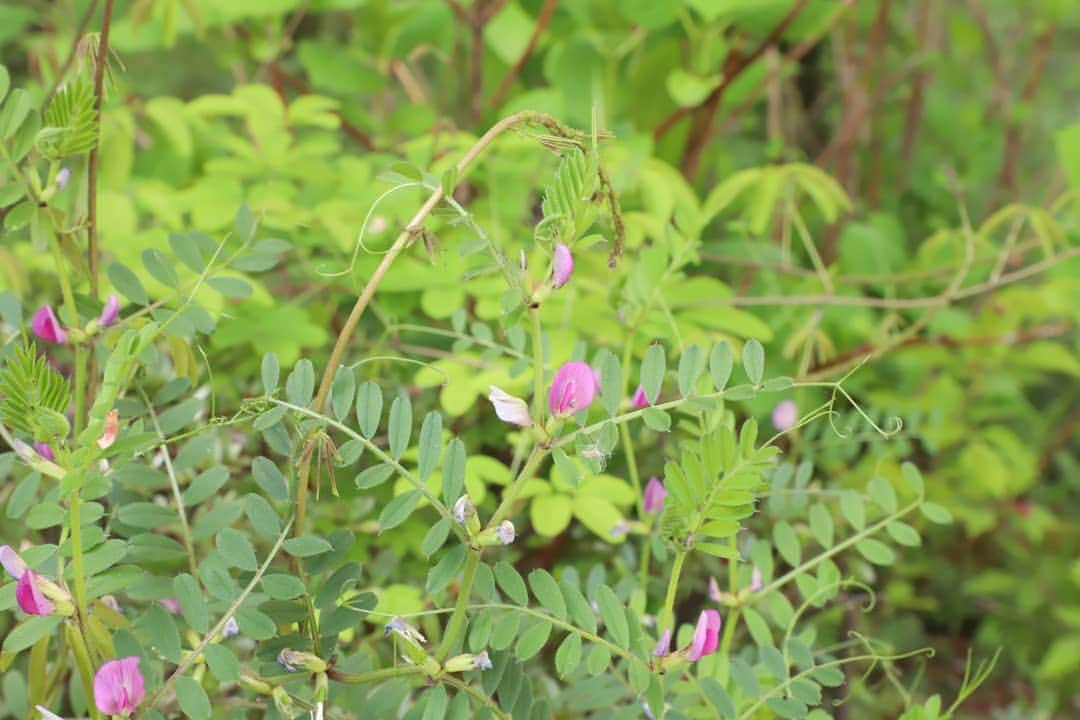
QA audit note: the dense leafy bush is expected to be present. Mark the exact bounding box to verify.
[0,2,1077,719]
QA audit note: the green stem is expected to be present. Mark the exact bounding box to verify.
[658,549,687,636]
[65,620,101,720]
[436,549,482,661]
[28,635,49,709]
[326,665,425,685]
[68,492,90,639]
[488,444,546,528]
[529,305,545,425]
[716,607,740,686]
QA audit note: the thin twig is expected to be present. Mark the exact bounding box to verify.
[994,26,1055,198]
[489,0,558,108]
[87,0,114,300]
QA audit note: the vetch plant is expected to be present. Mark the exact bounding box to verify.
[0,42,1008,720]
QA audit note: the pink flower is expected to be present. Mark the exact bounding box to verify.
[55,167,72,191]
[488,386,532,427]
[552,243,573,288]
[548,361,597,417]
[687,609,721,662]
[652,628,672,657]
[97,409,119,450]
[33,443,55,461]
[643,477,666,513]
[31,306,67,344]
[0,545,28,579]
[707,576,723,603]
[158,597,181,614]
[93,656,146,716]
[771,400,798,432]
[631,385,649,408]
[749,567,763,592]
[17,571,55,615]
[99,294,120,327]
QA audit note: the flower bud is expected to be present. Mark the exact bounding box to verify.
[444,650,493,673]
[276,649,327,674]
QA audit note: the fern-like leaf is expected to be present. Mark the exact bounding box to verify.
[37,80,98,158]
[0,341,72,441]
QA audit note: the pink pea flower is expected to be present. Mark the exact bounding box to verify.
[31,306,67,344]
[93,656,146,717]
[771,400,798,432]
[749,567,763,592]
[33,442,55,461]
[488,386,532,427]
[17,571,55,615]
[548,361,597,417]
[631,385,649,409]
[158,597,181,614]
[97,409,119,450]
[652,628,672,658]
[551,243,573,288]
[0,545,28,579]
[707,576,723,603]
[99,294,120,327]
[643,477,666,513]
[687,609,722,662]
[55,167,72,191]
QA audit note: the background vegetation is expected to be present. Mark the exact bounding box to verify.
[0,1,1077,718]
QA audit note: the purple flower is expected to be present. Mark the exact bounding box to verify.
[31,306,68,344]
[488,386,532,427]
[17,571,55,615]
[686,609,721,662]
[452,495,476,525]
[33,442,55,461]
[552,243,573,288]
[222,616,240,638]
[643,477,666,513]
[0,545,29,579]
[631,385,649,409]
[771,400,798,432]
[93,656,146,716]
[548,361,597,417]
[99,294,120,327]
[55,167,72,191]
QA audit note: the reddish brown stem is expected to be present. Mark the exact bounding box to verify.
[489,0,558,109]
[897,0,936,194]
[994,27,1055,199]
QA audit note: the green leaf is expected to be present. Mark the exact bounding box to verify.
[421,518,452,557]
[640,344,665,404]
[528,570,567,620]
[417,411,443,481]
[494,562,528,606]
[251,456,289,501]
[216,528,257,571]
[175,676,211,720]
[586,644,611,675]
[174,573,209,632]
[285,359,315,406]
[169,233,206,273]
[441,439,466,504]
[550,447,581,489]
[809,504,834,548]
[514,620,552,661]
[204,644,240,683]
[742,339,765,385]
[886,521,921,547]
[599,351,622,417]
[593,585,629,647]
[244,494,281,541]
[701,677,736,719]
[1,615,63,654]
[490,613,520,651]
[261,352,279,395]
[108,262,149,305]
[378,490,421,532]
[677,343,704,397]
[901,462,924,496]
[207,277,252,298]
[742,607,772,646]
[856,538,895,565]
[142,248,179,288]
[840,490,865,530]
[422,685,448,720]
[709,340,734,391]
[261,573,305,599]
[730,658,760,698]
[867,476,897,513]
[555,633,582,677]
[426,544,467,595]
[387,394,412,459]
[331,366,356,421]
[642,407,671,432]
[283,535,333,557]
[773,521,801,566]
[921,501,952,524]
[355,463,395,490]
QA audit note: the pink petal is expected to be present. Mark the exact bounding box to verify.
[643,477,666,513]
[687,609,722,661]
[94,656,145,716]
[99,294,120,327]
[548,361,597,417]
[488,386,533,427]
[33,442,55,461]
[17,571,55,615]
[631,385,649,408]
[31,306,68,344]
[552,243,574,288]
[771,400,798,432]
[0,545,28,579]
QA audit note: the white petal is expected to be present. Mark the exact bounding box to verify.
[488,386,533,427]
